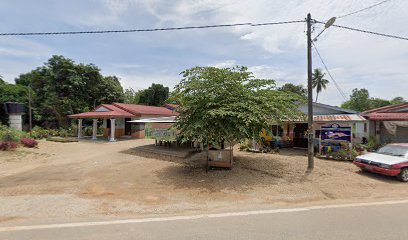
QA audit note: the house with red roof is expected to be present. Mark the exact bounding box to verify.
[68,103,177,141]
[363,103,408,144]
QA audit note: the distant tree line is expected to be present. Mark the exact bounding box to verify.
[341,88,405,112]
[0,55,169,128]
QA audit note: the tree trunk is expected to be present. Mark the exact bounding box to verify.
[315,92,319,102]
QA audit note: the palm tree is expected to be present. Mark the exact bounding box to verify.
[312,68,329,102]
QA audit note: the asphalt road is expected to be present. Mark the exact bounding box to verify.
[1,200,408,240]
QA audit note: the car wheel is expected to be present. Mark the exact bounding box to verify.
[397,168,408,182]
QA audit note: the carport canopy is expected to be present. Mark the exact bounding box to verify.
[127,116,176,123]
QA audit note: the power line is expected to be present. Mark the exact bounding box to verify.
[312,42,347,100]
[337,0,393,19]
[315,21,408,41]
[0,20,305,36]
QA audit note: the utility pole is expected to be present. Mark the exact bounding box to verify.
[306,13,314,171]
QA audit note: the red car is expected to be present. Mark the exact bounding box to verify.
[353,143,408,182]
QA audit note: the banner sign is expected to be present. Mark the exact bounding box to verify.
[321,123,351,142]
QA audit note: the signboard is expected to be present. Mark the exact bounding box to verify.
[321,124,351,142]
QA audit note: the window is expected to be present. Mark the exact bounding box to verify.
[364,123,367,133]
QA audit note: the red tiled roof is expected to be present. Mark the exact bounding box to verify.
[364,113,408,121]
[68,104,134,118]
[113,103,177,116]
[363,103,408,121]
[363,102,408,114]
[68,103,177,118]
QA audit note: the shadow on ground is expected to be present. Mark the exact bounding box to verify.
[123,145,310,192]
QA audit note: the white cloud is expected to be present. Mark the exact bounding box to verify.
[0,0,407,106]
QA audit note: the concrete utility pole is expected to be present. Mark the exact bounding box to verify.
[306,13,314,171]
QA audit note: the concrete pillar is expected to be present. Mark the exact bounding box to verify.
[92,119,98,140]
[9,113,23,130]
[109,119,116,142]
[77,119,83,139]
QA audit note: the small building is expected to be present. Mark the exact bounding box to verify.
[68,103,177,141]
[363,103,408,144]
[276,102,368,148]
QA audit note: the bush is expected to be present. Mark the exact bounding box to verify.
[29,126,51,139]
[0,125,27,142]
[20,138,38,148]
[366,136,380,152]
[46,136,78,143]
[0,141,18,151]
[331,148,359,161]
[239,140,250,151]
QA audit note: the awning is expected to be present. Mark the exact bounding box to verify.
[128,116,176,123]
[313,114,366,122]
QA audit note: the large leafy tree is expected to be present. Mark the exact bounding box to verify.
[341,88,371,112]
[138,83,169,106]
[15,55,125,128]
[124,88,141,104]
[278,83,307,99]
[312,68,329,102]
[391,97,406,105]
[171,66,302,147]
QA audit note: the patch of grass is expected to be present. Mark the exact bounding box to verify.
[46,136,78,143]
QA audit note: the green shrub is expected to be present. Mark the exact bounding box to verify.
[46,136,78,143]
[0,125,27,142]
[327,148,359,161]
[366,136,380,152]
[83,126,93,136]
[239,139,250,151]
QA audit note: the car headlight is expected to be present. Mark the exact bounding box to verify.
[379,163,391,169]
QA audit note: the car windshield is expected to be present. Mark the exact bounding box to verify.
[377,145,408,158]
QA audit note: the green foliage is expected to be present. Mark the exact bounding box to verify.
[278,83,307,99]
[0,125,28,142]
[312,68,329,102]
[46,136,78,143]
[341,88,406,112]
[124,88,141,104]
[14,55,125,128]
[138,83,169,106]
[0,80,29,125]
[28,126,74,139]
[390,97,406,105]
[366,136,380,152]
[170,66,302,145]
[331,148,359,161]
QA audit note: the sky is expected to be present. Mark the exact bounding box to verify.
[0,0,407,106]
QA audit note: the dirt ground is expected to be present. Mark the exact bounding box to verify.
[1,139,407,225]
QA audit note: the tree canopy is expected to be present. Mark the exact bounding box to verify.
[138,83,169,106]
[341,88,406,112]
[278,83,307,99]
[0,77,29,125]
[170,66,302,145]
[15,55,125,128]
[124,83,169,106]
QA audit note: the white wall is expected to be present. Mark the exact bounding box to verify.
[9,113,23,130]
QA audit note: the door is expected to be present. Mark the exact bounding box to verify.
[293,123,308,148]
[125,118,132,135]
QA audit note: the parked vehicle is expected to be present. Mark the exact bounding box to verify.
[353,143,408,182]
